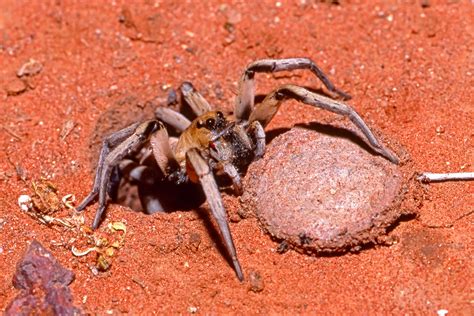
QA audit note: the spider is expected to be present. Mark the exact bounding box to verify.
[76,58,399,281]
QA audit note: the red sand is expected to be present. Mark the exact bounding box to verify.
[0,1,472,314]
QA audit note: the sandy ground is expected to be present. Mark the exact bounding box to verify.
[0,0,472,314]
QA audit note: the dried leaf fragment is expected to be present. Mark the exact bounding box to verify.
[17,59,43,77]
[31,179,61,215]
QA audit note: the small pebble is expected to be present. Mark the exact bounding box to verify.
[437,309,448,316]
[17,59,43,77]
[225,9,242,24]
[421,0,430,8]
[188,306,198,314]
[6,78,27,96]
[436,126,445,134]
[187,232,201,252]
[248,270,264,293]
[18,195,32,212]
[90,266,99,276]
[214,83,224,100]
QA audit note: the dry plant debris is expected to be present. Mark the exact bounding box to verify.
[17,179,127,273]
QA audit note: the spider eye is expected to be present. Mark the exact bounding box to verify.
[197,120,205,129]
[216,111,224,119]
[206,118,216,129]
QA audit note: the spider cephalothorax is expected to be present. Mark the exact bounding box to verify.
[76,58,399,281]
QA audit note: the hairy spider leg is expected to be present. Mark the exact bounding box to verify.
[247,120,266,160]
[155,107,191,132]
[180,81,212,116]
[235,57,352,121]
[186,148,244,281]
[76,122,141,213]
[77,120,168,229]
[249,84,399,164]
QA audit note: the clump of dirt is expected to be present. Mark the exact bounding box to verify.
[243,123,423,254]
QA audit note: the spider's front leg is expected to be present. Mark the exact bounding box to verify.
[179,82,212,116]
[185,148,244,281]
[235,58,351,121]
[249,84,399,164]
[76,122,141,213]
[155,82,212,132]
[77,120,168,229]
[155,107,191,132]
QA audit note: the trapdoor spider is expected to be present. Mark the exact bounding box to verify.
[77,58,399,281]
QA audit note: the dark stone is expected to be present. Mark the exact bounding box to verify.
[5,240,82,315]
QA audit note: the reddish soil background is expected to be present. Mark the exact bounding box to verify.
[0,0,472,314]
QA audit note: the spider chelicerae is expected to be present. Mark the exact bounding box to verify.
[76,58,399,280]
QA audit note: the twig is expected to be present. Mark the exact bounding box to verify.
[417,172,474,183]
[131,276,147,289]
[421,210,474,229]
[1,125,22,141]
[60,120,76,141]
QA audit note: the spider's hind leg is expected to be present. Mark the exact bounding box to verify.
[249,84,399,164]
[235,57,351,121]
